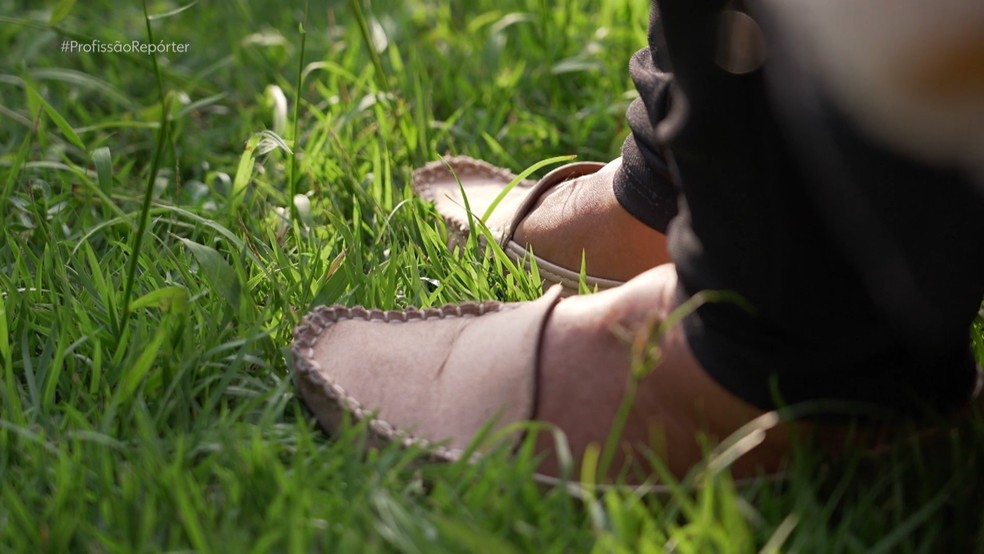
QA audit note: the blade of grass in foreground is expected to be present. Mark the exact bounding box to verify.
[119,95,171,331]
[288,2,308,225]
[480,155,576,222]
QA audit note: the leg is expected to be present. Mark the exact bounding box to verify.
[652,0,984,411]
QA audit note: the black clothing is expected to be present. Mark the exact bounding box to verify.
[613,0,984,412]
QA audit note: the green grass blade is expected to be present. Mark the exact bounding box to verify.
[177,237,241,311]
[119,95,172,330]
[231,133,261,214]
[146,0,200,21]
[288,4,308,225]
[27,87,85,151]
[48,0,76,27]
[2,128,33,206]
[480,154,575,222]
[112,322,168,405]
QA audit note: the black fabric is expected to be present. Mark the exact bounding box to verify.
[612,4,680,234]
[614,0,984,412]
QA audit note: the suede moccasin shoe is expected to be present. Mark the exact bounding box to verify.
[292,286,565,461]
[412,157,626,294]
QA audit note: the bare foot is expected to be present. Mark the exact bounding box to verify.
[511,159,671,282]
[533,264,792,479]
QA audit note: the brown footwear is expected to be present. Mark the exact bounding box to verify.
[291,265,795,485]
[292,285,565,461]
[412,157,627,293]
[292,264,984,492]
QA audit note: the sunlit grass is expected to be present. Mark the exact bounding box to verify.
[1,0,982,551]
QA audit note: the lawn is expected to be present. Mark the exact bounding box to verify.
[2,0,984,551]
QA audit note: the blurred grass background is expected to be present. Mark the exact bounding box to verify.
[1,0,983,551]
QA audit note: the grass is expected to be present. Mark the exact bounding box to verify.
[2,0,984,551]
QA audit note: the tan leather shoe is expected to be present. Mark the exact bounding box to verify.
[293,263,982,492]
[412,157,625,293]
[291,266,793,489]
[292,285,565,461]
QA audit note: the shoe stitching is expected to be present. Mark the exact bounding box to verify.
[291,300,513,462]
[412,156,518,192]
[411,156,524,237]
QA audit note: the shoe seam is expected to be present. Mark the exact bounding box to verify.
[291,300,511,461]
[412,156,520,204]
